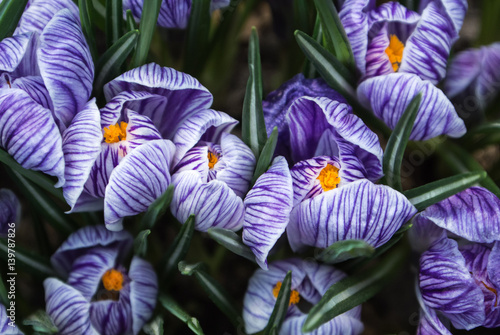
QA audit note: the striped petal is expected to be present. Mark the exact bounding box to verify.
[419,0,467,33]
[170,170,245,231]
[415,281,453,335]
[417,187,500,244]
[0,88,64,185]
[125,110,163,151]
[123,0,191,29]
[399,1,455,84]
[174,145,210,180]
[408,215,446,253]
[38,9,94,128]
[287,96,383,182]
[104,63,213,139]
[104,139,175,231]
[281,314,364,335]
[364,24,393,79]
[10,76,52,110]
[0,189,20,236]
[419,237,485,330]
[51,225,133,277]
[62,99,102,210]
[89,287,132,335]
[357,73,466,141]
[0,303,23,334]
[0,34,31,74]
[16,0,79,35]
[129,256,158,334]
[287,179,416,252]
[242,156,293,269]
[44,278,97,335]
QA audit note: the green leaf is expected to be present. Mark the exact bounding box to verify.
[143,316,165,335]
[8,170,75,235]
[316,240,375,264]
[264,271,291,335]
[404,171,487,211]
[23,310,58,334]
[184,0,211,76]
[0,149,64,201]
[0,273,8,306]
[242,27,268,161]
[313,0,355,70]
[94,29,140,92]
[207,228,256,263]
[303,243,407,332]
[303,14,322,78]
[162,215,196,279]
[178,261,206,275]
[141,185,175,230]
[293,0,310,33]
[159,294,204,335]
[295,30,356,100]
[0,238,55,278]
[134,230,151,257]
[105,0,123,47]
[0,0,29,40]
[78,0,98,60]
[383,93,422,191]
[251,126,278,185]
[130,0,161,68]
[126,9,137,31]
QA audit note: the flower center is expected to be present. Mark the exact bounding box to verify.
[272,281,300,306]
[102,269,124,291]
[207,151,218,169]
[317,164,341,192]
[103,122,128,143]
[481,281,498,307]
[385,35,405,72]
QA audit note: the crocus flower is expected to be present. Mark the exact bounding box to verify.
[339,0,467,83]
[243,258,364,334]
[409,187,500,332]
[123,0,230,29]
[45,225,157,335]
[0,189,20,236]
[0,303,23,335]
[444,42,500,115]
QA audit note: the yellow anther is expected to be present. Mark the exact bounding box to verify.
[272,281,300,306]
[317,164,341,192]
[102,269,124,291]
[385,35,405,72]
[208,151,218,169]
[103,122,128,143]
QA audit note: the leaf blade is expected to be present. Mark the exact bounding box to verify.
[130,0,161,68]
[162,214,196,280]
[207,228,256,263]
[0,0,29,40]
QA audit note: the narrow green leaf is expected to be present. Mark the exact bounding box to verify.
[303,244,407,332]
[404,171,487,211]
[130,0,161,68]
[0,238,55,278]
[78,0,98,60]
[8,170,75,235]
[162,215,196,279]
[178,261,206,276]
[242,27,268,161]
[303,14,322,78]
[383,93,422,191]
[141,185,174,230]
[293,0,310,33]
[184,0,211,76]
[316,240,375,264]
[143,316,165,335]
[94,30,140,92]
[90,0,106,31]
[264,271,292,335]
[134,230,151,257]
[105,0,123,47]
[0,0,29,40]
[207,228,256,262]
[23,310,58,333]
[251,126,278,185]
[313,0,355,70]
[159,294,204,335]
[0,273,8,306]
[126,9,137,31]
[0,149,64,201]
[295,30,356,100]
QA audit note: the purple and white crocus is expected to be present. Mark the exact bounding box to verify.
[243,258,364,334]
[0,303,23,335]
[409,187,500,333]
[45,225,157,335]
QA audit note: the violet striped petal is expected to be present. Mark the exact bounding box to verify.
[419,237,485,330]
[99,91,152,129]
[10,76,53,110]
[364,24,393,79]
[216,133,256,198]
[104,63,213,138]
[38,9,94,128]
[44,278,97,335]
[62,99,101,210]
[172,109,237,166]
[287,96,383,182]
[367,1,420,24]
[104,139,175,231]
[419,0,467,33]
[415,281,453,335]
[242,156,293,269]
[51,225,133,277]
[0,34,31,74]
[287,179,416,252]
[357,73,466,141]
[0,303,23,334]
[174,146,210,181]
[89,287,132,335]
[281,314,364,335]
[418,187,500,244]
[0,88,65,185]
[123,0,191,29]
[170,170,245,231]
[129,256,158,334]
[125,110,163,151]
[399,1,455,84]
[408,215,446,253]
[0,189,20,236]
[68,192,103,213]
[16,0,79,35]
